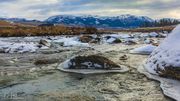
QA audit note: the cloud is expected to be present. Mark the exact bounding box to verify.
[0,0,180,20]
[0,0,18,3]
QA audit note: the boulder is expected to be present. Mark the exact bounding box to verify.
[144,38,154,44]
[124,40,136,45]
[63,55,120,69]
[0,48,5,53]
[39,39,51,47]
[79,35,100,43]
[105,36,122,44]
[79,35,94,43]
[52,37,89,47]
[155,66,180,79]
[112,38,122,43]
[119,55,128,60]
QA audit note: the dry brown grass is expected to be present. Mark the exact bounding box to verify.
[0,21,15,27]
[0,21,176,37]
[0,25,99,37]
[0,20,35,28]
[101,26,175,33]
[34,58,59,65]
[156,65,180,80]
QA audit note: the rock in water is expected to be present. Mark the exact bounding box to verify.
[145,25,180,80]
[0,48,5,53]
[124,40,136,45]
[119,55,128,60]
[79,35,100,43]
[149,32,159,37]
[79,35,94,43]
[104,36,122,44]
[63,55,120,69]
[39,39,51,47]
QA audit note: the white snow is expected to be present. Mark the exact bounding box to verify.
[0,36,89,53]
[63,60,103,69]
[145,25,180,74]
[103,34,132,44]
[107,34,131,39]
[106,37,117,43]
[139,63,180,101]
[130,44,157,55]
[81,62,103,69]
[53,37,89,47]
[123,38,138,44]
[81,62,92,68]
[7,43,37,53]
[149,32,159,37]
[63,59,72,69]
[144,39,152,44]
[0,41,39,53]
[94,64,102,68]
[64,41,89,47]
[140,33,149,38]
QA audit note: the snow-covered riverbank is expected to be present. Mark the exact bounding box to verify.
[0,32,174,101]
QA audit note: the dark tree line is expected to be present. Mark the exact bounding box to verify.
[141,19,180,27]
[154,19,180,27]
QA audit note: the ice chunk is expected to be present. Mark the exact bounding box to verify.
[149,32,159,37]
[130,44,157,55]
[103,35,122,44]
[106,37,116,43]
[138,63,180,101]
[53,37,89,47]
[0,41,39,53]
[9,43,38,53]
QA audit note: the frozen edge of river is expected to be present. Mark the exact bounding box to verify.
[138,62,180,101]
[57,62,129,75]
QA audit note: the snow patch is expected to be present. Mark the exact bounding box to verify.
[63,59,73,69]
[145,25,180,74]
[149,32,159,37]
[53,37,89,47]
[130,44,157,55]
[0,41,40,53]
[106,38,117,43]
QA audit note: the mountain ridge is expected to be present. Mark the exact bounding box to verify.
[0,14,179,28]
[45,14,154,28]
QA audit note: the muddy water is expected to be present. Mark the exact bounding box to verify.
[0,44,173,101]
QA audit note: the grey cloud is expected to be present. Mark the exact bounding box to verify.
[0,0,18,3]
[0,0,180,20]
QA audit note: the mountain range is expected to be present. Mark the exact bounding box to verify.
[0,14,179,28]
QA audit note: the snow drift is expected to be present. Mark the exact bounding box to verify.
[130,45,157,55]
[0,42,40,53]
[145,25,180,79]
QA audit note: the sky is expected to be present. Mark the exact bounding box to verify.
[0,0,180,20]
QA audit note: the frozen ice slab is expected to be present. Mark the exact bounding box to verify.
[138,63,180,101]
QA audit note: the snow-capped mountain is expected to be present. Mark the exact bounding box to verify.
[0,15,179,28]
[45,14,154,28]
